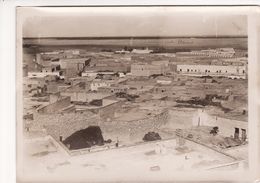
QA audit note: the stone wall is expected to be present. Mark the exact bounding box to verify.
[99,100,123,121]
[136,109,168,134]
[106,110,170,142]
[30,108,169,146]
[31,111,99,141]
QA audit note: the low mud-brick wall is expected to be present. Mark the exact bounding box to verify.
[31,111,99,141]
[101,109,170,142]
[30,109,169,148]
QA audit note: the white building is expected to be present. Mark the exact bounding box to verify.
[114,50,130,54]
[64,49,80,55]
[118,72,126,78]
[90,80,112,91]
[156,76,172,85]
[28,71,62,79]
[131,48,153,54]
[81,71,98,77]
[177,64,246,79]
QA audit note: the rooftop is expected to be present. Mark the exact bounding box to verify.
[75,99,119,110]
[60,57,91,62]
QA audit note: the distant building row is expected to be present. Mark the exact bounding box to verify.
[176,48,237,58]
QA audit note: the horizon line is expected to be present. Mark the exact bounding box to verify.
[23,35,248,39]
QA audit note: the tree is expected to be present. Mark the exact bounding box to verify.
[210,126,219,136]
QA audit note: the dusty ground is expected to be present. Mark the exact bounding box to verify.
[20,135,242,182]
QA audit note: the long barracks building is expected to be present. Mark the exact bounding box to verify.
[177,64,247,79]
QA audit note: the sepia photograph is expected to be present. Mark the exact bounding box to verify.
[16,6,252,182]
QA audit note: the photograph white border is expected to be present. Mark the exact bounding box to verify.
[1,1,260,183]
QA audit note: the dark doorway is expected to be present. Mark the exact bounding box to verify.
[241,129,247,142]
[234,128,239,139]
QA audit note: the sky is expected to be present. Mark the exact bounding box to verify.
[20,7,248,38]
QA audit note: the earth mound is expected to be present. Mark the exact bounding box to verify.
[143,132,161,142]
[63,126,104,150]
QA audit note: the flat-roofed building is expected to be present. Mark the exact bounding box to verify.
[61,91,89,102]
[98,85,129,93]
[90,79,114,91]
[42,65,60,73]
[23,78,46,92]
[60,58,91,80]
[28,71,62,79]
[177,64,247,79]
[59,58,91,70]
[75,99,122,121]
[131,63,166,77]
[37,96,72,114]
[81,70,98,77]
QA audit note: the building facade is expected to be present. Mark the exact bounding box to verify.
[131,63,166,77]
[59,58,91,70]
[28,71,62,78]
[90,80,112,91]
[177,64,247,79]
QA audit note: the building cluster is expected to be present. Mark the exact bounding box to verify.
[23,47,248,152]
